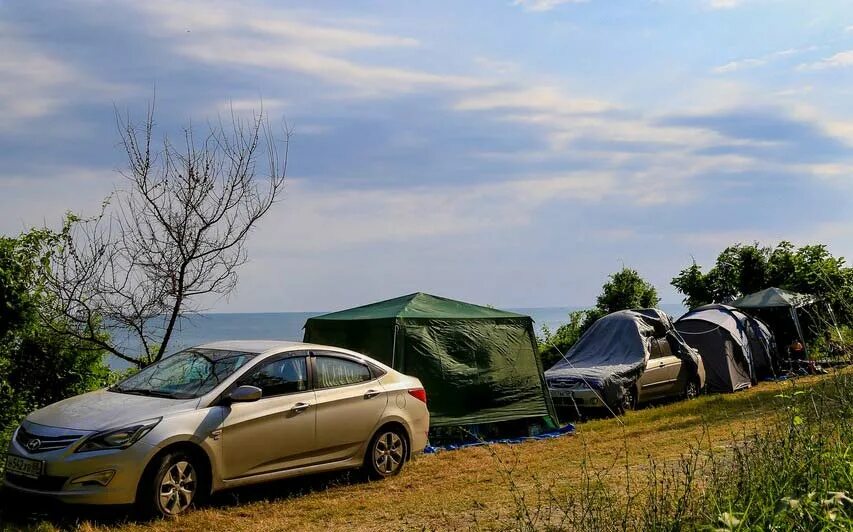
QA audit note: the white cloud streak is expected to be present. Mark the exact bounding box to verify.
[133,1,487,96]
[708,0,743,9]
[714,46,818,74]
[512,0,587,12]
[0,23,130,130]
[798,50,853,70]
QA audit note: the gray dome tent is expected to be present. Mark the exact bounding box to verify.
[675,304,762,393]
[729,308,777,379]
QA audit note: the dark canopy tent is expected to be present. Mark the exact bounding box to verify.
[730,287,814,360]
[303,292,558,429]
[675,304,772,392]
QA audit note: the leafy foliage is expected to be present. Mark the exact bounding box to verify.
[0,228,110,455]
[671,242,853,327]
[594,267,660,315]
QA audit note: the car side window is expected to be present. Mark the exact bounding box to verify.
[649,338,664,360]
[239,356,309,398]
[314,355,372,389]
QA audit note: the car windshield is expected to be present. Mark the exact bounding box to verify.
[111,349,256,399]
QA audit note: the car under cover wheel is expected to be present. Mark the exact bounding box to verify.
[365,428,408,479]
[618,386,636,414]
[139,451,202,518]
[685,378,700,400]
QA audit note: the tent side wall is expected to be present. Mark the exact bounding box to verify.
[305,315,558,429]
[399,317,558,428]
[675,321,751,393]
[304,317,399,365]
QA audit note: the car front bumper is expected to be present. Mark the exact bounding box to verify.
[549,387,606,409]
[3,423,155,506]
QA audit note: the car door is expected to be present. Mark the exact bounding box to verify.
[638,337,683,402]
[636,338,671,402]
[311,351,388,463]
[220,352,317,479]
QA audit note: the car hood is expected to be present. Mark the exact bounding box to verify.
[546,366,611,389]
[27,389,200,431]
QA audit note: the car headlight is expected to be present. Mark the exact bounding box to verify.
[75,418,161,453]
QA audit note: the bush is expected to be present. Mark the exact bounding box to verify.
[0,229,111,468]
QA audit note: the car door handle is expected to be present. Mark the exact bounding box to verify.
[364,389,382,399]
[291,402,311,414]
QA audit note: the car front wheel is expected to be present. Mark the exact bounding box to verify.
[365,428,408,480]
[615,386,636,415]
[139,451,201,518]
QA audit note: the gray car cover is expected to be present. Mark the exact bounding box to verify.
[545,309,699,408]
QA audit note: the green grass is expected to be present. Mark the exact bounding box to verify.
[1,373,852,531]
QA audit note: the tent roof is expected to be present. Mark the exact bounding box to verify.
[730,287,815,309]
[677,304,743,331]
[307,292,529,321]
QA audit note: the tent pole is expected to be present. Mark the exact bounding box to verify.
[827,302,843,342]
[791,306,807,358]
[391,321,399,370]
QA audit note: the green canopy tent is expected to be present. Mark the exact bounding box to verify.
[303,292,559,429]
[730,287,816,359]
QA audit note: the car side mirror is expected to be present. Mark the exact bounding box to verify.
[228,385,262,403]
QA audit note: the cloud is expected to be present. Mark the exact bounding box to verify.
[0,23,128,130]
[714,46,818,74]
[512,0,588,12]
[131,1,487,96]
[798,50,853,70]
[708,0,743,9]
[248,169,698,256]
[713,58,766,74]
[454,86,614,115]
[0,167,118,235]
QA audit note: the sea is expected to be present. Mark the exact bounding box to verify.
[107,303,686,368]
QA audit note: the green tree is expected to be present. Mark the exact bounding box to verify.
[0,228,110,439]
[593,267,660,315]
[671,241,853,323]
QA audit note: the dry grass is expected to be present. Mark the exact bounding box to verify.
[0,374,831,532]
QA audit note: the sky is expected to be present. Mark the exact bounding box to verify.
[2,0,853,312]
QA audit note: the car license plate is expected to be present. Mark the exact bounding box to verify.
[5,454,44,479]
[549,388,573,398]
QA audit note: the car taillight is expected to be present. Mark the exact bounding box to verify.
[408,388,427,405]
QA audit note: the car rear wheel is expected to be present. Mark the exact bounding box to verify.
[684,378,700,400]
[138,451,201,518]
[365,428,408,480]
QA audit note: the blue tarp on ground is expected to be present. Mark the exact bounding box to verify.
[423,424,575,453]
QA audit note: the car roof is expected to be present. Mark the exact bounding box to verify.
[193,340,385,367]
[195,340,311,354]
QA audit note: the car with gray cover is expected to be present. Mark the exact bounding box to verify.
[545,309,705,414]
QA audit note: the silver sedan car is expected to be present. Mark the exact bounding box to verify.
[3,341,429,517]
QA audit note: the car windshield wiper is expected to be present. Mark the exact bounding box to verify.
[111,388,185,399]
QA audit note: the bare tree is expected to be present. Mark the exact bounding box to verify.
[44,103,289,367]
